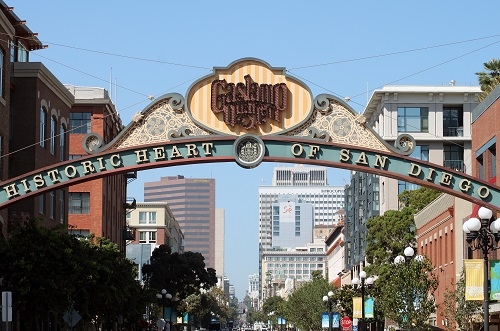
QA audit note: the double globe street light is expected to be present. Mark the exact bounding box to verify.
[352,271,374,331]
[462,206,500,331]
[156,289,173,331]
[322,291,337,331]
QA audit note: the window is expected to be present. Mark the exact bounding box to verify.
[398,181,419,194]
[139,231,157,243]
[59,124,66,161]
[9,40,15,62]
[490,145,496,179]
[39,194,46,215]
[0,49,4,98]
[18,44,28,62]
[40,108,47,147]
[397,107,429,132]
[50,116,56,155]
[443,106,463,136]
[478,154,484,180]
[410,145,429,161]
[444,144,465,172]
[0,134,3,176]
[49,191,55,219]
[69,192,90,214]
[139,211,157,224]
[70,112,91,134]
[59,190,65,224]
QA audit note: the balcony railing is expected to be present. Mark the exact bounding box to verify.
[443,126,464,137]
[443,160,466,173]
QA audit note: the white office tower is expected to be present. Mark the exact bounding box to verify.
[258,165,344,300]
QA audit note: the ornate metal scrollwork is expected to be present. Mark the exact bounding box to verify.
[394,134,416,156]
[82,133,104,154]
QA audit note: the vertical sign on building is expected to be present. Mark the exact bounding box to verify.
[280,201,295,223]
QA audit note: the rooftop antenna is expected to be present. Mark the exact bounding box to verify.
[110,67,112,100]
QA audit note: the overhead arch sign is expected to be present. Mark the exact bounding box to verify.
[0,58,498,210]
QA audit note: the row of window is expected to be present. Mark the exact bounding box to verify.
[397,106,464,134]
[39,189,65,224]
[39,107,67,161]
[268,263,322,268]
[265,256,324,261]
[267,266,323,274]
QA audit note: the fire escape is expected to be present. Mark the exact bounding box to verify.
[123,171,137,242]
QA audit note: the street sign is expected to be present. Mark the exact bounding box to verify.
[340,317,352,331]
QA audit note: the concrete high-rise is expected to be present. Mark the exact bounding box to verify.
[143,176,217,270]
[258,165,344,300]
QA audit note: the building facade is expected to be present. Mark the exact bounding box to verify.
[143,176,217,270]
[414,194,472,328]
[126,201,184,282]
[0,4,47,236]
[363,85,480,212]
[66,85,129,252]
[344,171,380,270]
[261,240,326,299]
[9,63,72,229]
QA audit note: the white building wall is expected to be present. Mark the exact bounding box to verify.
[364,85,480,213]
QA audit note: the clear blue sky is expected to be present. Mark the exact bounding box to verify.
[12,0,500,300]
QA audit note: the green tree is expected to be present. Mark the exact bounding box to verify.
[185,287,232,328]
[365,188,440,277]
[0,219,83,330]
[476,58,500,100]
[377,256,438,331]
[285,276,331,331]
[142,244,217,299]
[443,270,482,331]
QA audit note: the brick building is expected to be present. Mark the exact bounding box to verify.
[0,4,73,233]
[66,85,129,252]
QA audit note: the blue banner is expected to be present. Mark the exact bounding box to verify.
[332,312,340,328]
[364,298,374,318]
[321,313,330,328]
[491,260,500,300]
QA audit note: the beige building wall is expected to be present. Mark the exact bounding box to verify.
[364,85,480,213]
[214,208,225,281]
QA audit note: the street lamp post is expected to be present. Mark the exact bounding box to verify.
[352,271,374,331]
[462,206,500,331]
[156,289,173,331]
[322,291,334,331]
[393,246,424,330]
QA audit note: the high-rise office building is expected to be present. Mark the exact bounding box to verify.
[258,165,344,300]
[143,176,217,270]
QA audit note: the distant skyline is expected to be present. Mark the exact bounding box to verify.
[10,0,500,300]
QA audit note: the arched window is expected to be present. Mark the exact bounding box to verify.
[39,107,47,147]
[59,123,66,161]
[50,116,56,155]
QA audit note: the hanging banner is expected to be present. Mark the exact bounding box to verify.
[491,260,500,300]
[321,313,330,328]
[364,298,374,318]
[465,259,484,300]
[332,312,340,328]
[353,297,362,318]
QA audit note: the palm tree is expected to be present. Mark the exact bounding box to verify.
[475,58,500,100]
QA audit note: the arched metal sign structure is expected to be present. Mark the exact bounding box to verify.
[1,58,499,210]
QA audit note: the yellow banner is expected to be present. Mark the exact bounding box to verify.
[353,297,362,318]
[465,259,484,301]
